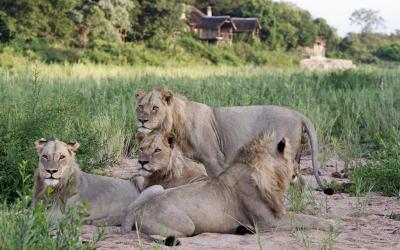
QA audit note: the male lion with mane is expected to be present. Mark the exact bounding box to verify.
[32,138,140,226]
[121,134,330,237]
[135,87,333,194]
[134,131,207,191]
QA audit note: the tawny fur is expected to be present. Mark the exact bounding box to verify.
[33,139,140,226]
[134,86,329,193]
[121,134,331,236]
[135,131,207,190]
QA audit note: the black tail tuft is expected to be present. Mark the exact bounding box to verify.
[235,225,254,235]
[164,236,181,247]
[324,187,334,195]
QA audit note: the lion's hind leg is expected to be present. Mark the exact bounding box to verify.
[138,209,196,238]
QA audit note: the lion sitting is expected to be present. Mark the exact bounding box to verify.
[134,131,207,191]
[121,134,329,236]
[134,87,333,194]
[32,138,140,226]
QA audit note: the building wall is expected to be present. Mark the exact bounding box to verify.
[199,29,219,40]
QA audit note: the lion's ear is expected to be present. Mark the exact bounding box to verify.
[136,132,145,143]
[35,138,48,154]
[277,137,286,154]
[164,133,175,148]
[135,90,145,100]
[67,140,80,155]
[160,89,173,105]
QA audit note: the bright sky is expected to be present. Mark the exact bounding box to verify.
[274,0,399,36]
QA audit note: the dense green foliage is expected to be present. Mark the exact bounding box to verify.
[336,32,400,65]
[0,35,299,66]
[0,64,399,200]
[1,1,399,65]
[0,0,341,66]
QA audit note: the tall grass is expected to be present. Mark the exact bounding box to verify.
[0,64,399,200]
[0,160,103,250]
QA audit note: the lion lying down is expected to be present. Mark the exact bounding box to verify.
[121,134,329,237]
[32,137,207,226]
[134,131,207,191]
[32,138,141,226]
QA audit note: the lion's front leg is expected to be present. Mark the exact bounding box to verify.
[121,185,165,234]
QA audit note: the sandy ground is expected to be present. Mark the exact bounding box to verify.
[300,57,356,70]
[82,157,400,249]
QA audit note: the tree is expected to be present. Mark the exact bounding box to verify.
[350,8,385,34]
[0,0,50,41]
[127,0,186,41]
[0,11,15,42]
[70,0,127,47]
[314,17,339,55]
[98,0,135,41]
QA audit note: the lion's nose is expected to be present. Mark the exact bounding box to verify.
[139,119,148,124]
[46,169,58,174]
[138,160,149,167]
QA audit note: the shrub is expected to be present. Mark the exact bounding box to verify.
[375,43,400,61]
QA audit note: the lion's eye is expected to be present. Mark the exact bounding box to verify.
[59,155,65,160]
[139,147,143,152]
[42,155,48,160]
[138,105,144,111]
[154,148,161,153]
[152,106,159,111]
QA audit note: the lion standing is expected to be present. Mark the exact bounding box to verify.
[134,87,333,194]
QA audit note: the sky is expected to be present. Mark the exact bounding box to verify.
[274,0,399,36]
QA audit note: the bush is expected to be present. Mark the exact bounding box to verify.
[375,43,400,61]
[0,199,103,249]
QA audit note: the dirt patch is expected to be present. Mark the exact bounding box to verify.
[82,157,400,249]
[301,57,356,70]
[96,158,139,179]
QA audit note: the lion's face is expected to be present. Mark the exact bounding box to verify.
[136,132,174,177]
[35,139,80,187]
[135,88,173,134]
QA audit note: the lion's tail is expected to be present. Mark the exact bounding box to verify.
[301,116,334,195]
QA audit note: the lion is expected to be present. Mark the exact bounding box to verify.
[32,138,141,226]
[120,134,330,237]
[135,87,332,194]
[134,131,207,191]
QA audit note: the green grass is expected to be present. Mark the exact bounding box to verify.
[0,159,104,250]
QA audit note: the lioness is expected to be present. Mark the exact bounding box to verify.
[135,87,332,194]
[32,138,140,226]
[121,134,329,237]
[135,131,207,190]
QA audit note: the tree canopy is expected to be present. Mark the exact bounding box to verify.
[0,0,335,49]
[350,8,385,34]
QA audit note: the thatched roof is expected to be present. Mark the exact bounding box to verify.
[185,5,205,27]
[195,16,236,30]
[231,18,261,32]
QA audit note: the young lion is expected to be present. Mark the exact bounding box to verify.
[121,134,329,236]
[134,87,333,195]
[32,138,140,226]
[134,131,207,191]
